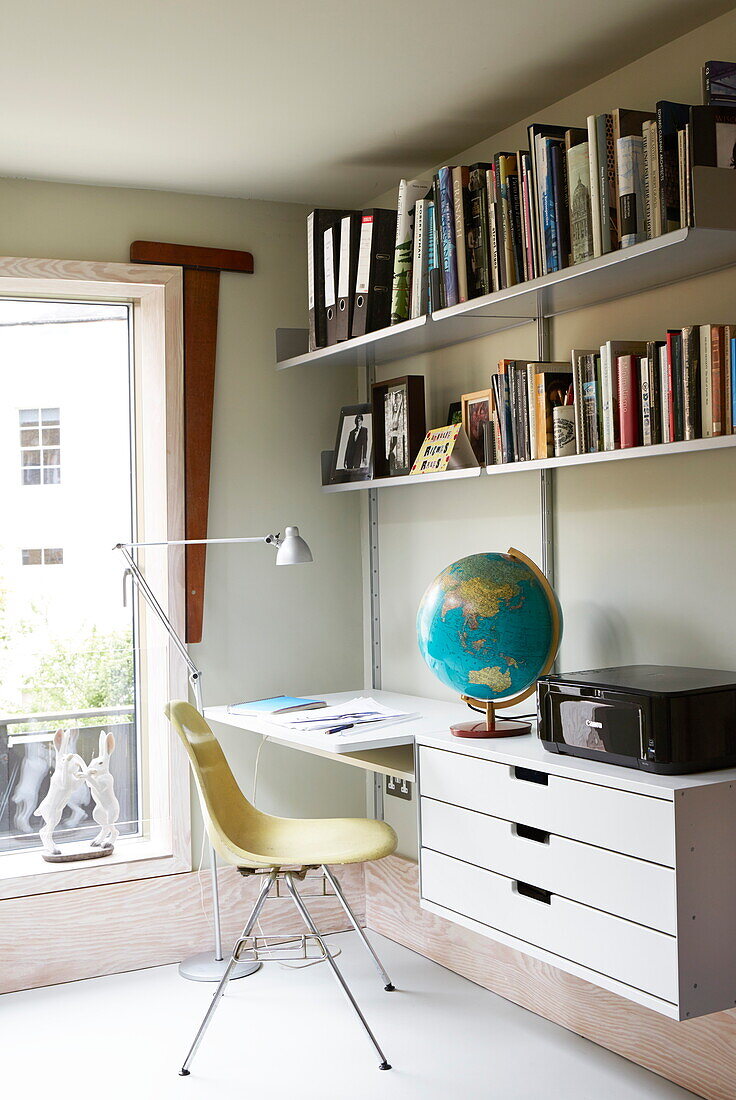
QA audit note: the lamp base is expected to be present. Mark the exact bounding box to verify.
[450,718,531,739]
[178,952,261,982]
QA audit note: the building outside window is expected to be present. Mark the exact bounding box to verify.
[21,548,64,566]
[19,407,61,485]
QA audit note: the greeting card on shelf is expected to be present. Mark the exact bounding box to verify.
[410,423,479,475]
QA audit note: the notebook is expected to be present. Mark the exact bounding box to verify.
[226,696,325,716]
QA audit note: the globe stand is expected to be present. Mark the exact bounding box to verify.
[451,696,531,739]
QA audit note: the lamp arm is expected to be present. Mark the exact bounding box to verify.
[118,536,276,549]
[117,544,201,694]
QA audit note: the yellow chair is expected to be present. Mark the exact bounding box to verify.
[165,701,398,1074]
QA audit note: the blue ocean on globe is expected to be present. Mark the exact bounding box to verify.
[416,551,561,702]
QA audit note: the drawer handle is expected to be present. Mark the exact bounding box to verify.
[513,766,549,786]
[515,880,552,904]
[513,823,550,844]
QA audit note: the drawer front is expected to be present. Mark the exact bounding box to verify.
[421,797,676,933]
[421,848,678,1004]
[419,746,674,865]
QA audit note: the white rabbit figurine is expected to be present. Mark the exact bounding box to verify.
[85,731,120,850]
[34,729,86,855]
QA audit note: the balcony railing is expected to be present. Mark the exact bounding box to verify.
[0,704,138,854]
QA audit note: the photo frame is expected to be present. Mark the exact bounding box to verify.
[371,375,426,477]
[461,389,493,466]
[328,403,373,483]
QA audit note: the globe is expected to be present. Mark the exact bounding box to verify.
[416,548,562,708]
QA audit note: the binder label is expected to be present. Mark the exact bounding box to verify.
[323,228,336,308]
[307,212,315,310]
[338,215,351,299]
[355,216,374,294]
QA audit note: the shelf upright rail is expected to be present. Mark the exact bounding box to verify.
[362,345,384,820]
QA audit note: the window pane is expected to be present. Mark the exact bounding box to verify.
[42,448,60,466]
[41,407,60,425]
[21,450,40,466]
[21,549,42,565]
[19,408,39,426]
[43,548,64,565]
[22,468,41,485]
[41,428,60,446]
[20,429,39,446]
[42,467,61,484]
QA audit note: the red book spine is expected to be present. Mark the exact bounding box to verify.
[665,331,676,442]
[617,355,639,448]
[711,324,724,436]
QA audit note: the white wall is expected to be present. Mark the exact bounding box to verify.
[0,177,367,857]
[369,6,736,856]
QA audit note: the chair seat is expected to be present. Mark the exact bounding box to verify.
[225,813,398,869]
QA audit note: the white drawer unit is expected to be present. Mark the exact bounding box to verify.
[417,735,736,1020]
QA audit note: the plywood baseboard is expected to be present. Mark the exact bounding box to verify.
[0,863,364,995]
[365,854,736,1100]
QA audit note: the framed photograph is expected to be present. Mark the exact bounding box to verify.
[461,389,493,466]
[371,376,426,477]
[328,404,373,483]
[446,401,462,426]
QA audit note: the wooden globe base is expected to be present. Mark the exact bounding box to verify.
[451,696,532,739]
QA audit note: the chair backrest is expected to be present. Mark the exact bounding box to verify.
[165,700,266,867]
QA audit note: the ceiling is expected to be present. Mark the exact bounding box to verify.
[0,0,730,208]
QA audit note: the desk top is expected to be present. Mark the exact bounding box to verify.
[205,690,470,755]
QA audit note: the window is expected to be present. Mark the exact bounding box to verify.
[0,258,187,904]
[19,407,61,485]
[21,548,63,565]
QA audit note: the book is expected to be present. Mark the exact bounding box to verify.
[659,343,671,443]
[438,167,458,307]
[467,164,493,297]
[519,152,537,280]
[666,329,684,441]
[640,356,652,446]
[646,340,665,445]
[530,363,572,459]
[430,175,444,309]
[600,340,646,450]
[582,353,601,452]
[567,141,594,265]
[617,355,640,448]
[612,109,655,241]
[390,179,430,325]
[550,141,571,269]
[643,120,662,238]
[539,136,562,273]
[571,348,595,453]
[491,368,513,463]
[586,115,603,257]
[656,101,691,233]
[427,196,441,312]
[724,324,735,435]
[690,104,736,169]
[410,423,478,475]
[681,326,701,441]
[617,136,646,248]
[702,61,736,107]
[410,199,430,319]
[528,123,568,275]
[227,696,326,716]
[452,166,471,302]
[731,336,736,433]
[711,324,726,436]
[496,154,520,287]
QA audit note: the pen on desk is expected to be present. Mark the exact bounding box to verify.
[324,723,354,735]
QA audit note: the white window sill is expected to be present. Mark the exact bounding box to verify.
[0,836,189,901]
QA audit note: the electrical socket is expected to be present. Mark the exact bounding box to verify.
[385,775,412,801]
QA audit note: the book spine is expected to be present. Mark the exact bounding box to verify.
[700,325,713,437]
[391,180,412,325]
[643,122,653,239]
[587,116,603,258]
[467,168,490,297]
[725,325,733,435]
[667,330,684,441]
[732,336,736,433]
[452,167,469,303]
[497,157,517,287]
[541,142,560,273]
[681,326,700,440]
[518,363,530,459]
[646,341,662,445]
[649,124,661,237]
[582,354,599,452]
[410,200,427,319]
[660,345,671,443]
[617,355,639,448]
[487,171,501,293]
[507,362,519,461]
[617,136,646,248]
[712,324,724,436]
[677,129,687,230]
[520,158,535,280]
[438,167,458,308]
[640,356,652,445]
[508,169,525,284]
[664,331,676,442]
[527,364,537,460]
[604,114,619,250]
[600,343,616,451]
[572,352,585,453]
[551,142,570,268]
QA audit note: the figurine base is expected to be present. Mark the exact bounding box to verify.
[450,718,531,739]
[42,844,114,863]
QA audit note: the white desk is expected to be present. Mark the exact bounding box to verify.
[205,690,471,783]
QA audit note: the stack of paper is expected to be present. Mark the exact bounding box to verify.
[266,697,418,735]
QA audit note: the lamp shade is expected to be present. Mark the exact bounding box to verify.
[275,526,313,565]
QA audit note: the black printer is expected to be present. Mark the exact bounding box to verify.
[537,665,736,774]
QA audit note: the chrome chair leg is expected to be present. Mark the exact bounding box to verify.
[284,872,391,1071]
[321,864,394,991]
[179,868,277,1076]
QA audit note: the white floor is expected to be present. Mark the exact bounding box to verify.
[3,932,698,1100]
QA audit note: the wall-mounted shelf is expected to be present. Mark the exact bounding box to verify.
[321,434,736,492]
[277,226,736,372]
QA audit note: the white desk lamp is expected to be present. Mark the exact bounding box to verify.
[114,526,313,982]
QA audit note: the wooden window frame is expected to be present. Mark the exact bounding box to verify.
[0,257,190,900]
